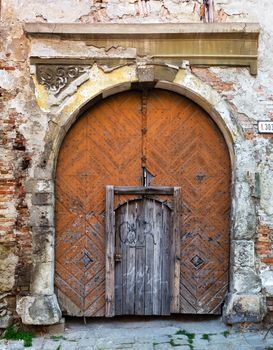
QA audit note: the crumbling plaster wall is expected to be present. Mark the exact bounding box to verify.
[0,0,273,326]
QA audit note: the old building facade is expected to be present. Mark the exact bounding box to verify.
[0,0,273,327]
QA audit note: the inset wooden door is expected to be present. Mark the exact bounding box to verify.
[105,186,181,317]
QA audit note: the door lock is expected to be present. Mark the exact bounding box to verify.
[114,253,122,262]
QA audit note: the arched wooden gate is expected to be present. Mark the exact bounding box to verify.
[55,89,231,316]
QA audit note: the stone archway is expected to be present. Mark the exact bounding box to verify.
[16,67,266,325]
[55,89,231,317]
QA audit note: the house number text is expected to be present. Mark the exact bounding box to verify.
[258,121,273,133]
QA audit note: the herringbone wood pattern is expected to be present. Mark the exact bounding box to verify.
[55,92,142,316]
[145,90,231,314]
[55,90,230,316]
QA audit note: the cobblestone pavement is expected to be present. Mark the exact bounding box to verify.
[1,317,273,350]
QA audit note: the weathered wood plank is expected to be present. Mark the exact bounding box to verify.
[114,186,174,195]
[161,203,171,315]
[120,206,128,315]
[124,202,136,314]
[152,199,162,315]
[105,185,115,317]
[144,199,153,315]
[180,285,197,313]
[120,202,128,314]
[171,187,181,313]
[135,201,145,315]
[114,204,122,315]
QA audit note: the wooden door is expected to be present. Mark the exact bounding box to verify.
[116,198,171,316]
[55,90,231,316]
[144,90,231,314]
[105,186,181,317]
[55,92,142,316]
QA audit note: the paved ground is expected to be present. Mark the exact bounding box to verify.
[1,316,273,350]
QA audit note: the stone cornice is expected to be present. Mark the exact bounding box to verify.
[24,22,260,36]
[25,23,260,75]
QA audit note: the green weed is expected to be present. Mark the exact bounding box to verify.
[153,339,182,348]
[175,329,195,341]
[168,338,181,347]
[201,333,211,342]
[50,335,66,341]
[175,329,195,349]
[221,330,231,338]
[2,326,33,347]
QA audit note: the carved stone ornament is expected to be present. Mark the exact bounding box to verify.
[36,65,86,95]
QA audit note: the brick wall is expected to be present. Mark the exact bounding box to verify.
[257,225,273,264]
[0,24,33,322]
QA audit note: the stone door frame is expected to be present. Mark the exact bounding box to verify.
[16,65,266,325]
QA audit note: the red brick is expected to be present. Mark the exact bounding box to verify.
[0,66,16,70]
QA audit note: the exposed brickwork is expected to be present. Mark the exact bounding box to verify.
[191,67,235,93]
[257,225,273,321]
[256,225,273,263]
[191,67,267,142]
[0,22,32,308]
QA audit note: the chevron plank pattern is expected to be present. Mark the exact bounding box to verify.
[145,90,231,314]
[55,92,142,316]
[55,89,231,316]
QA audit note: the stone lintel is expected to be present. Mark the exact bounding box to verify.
[25,23,260,75]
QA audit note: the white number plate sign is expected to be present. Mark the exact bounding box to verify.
[258,121,273,134]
